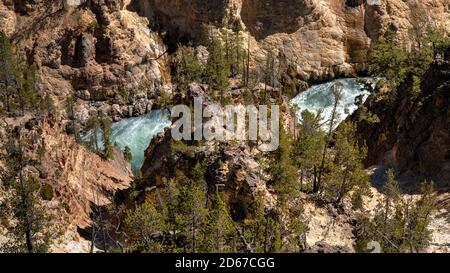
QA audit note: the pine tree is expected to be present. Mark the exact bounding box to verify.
[316,82,343,193]
[123,146,132,163]
[16,63,38,115]
[286,205,309,252]
[263,50,276,90]
[205,34,230,97]
[39,94,56,116]
[99,116,114,160]
[230,22,245,78]
[243,193,266,252]
[125,200,166,252]
[0,33,40,116]
[405,181,436,252]
[293,110,325,192]
[355,169,437,253]
[270,124,298,201]
[0,32,16,114]
[37,138,46,165]
[86,115,101,152]
[0,128,54,253]
[324,122,370,204]
[203,192,236,253]
[176,179,208,253]
[369,29,408,88]
[65,95,79,139]
[173,45,204,93]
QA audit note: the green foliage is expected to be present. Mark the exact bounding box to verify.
[262,50,277,89]
[0,32,16,114]
[100,116,114,160]
[293,110,325,192]
[369,29,409,88]
[242,193,268,252]
[123,146,132,163]
[411,75,422,97]
[370,26,450,99]
[269,125,299,201]
[354,169,437,253]
[225,28,246,79]
[40,183,54,201]
[37,139,46,164]
[125,200,166,252]
[323,122,370,204]
[0,32,43,116]
[175,179,209,252]
[205,34,230,96]
[202,192,236,253]
[87,20,100,33]
[155,90,172,109]
[293,102,371,204]
[0,129,55,253]
[171,140,196,158]
[85,115,101,152]
[73,10,83,27]
[85,115,114,159]
[39,94,56,116]
[316,82,343,193]
[173,45,204,92]
[286,205,309,252]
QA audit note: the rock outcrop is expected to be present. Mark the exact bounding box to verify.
[1,0,170,125]
[140,128,276,219]
[1,116,133,232]
[352,48,450,188]
[128,0,450,82]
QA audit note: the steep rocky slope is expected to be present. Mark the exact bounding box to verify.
[1,116,133,227]
[1,0,449,252]
[129,0,450,82]
[1,0,170,125]
[352,50,450,188]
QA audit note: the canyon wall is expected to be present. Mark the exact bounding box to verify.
[129,0,450,82]
[1,0,170,125]
[352,51,450,188]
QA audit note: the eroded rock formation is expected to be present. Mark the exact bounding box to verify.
[1,0,170,125]
[128,0,450,82]
[352,49,450,188]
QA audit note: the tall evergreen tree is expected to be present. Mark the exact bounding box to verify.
[86,115,101,152]
[203,192,236,253]
[369,29,408,88]
[270,124,298,201]
[205,34,230,97]
[0,32,16,114]
[176,179,208,253]
[316,82,343,192]
[99,116,114,160]
[173,45,204,93]
[0,128,54,253]
[355,169,437,253]
[293,110,325,192]
[125,200,166,252]
[324,122,370,204]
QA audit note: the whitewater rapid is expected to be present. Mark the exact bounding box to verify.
[82,109,171,173]
[291,78,376,128]
[83,78,373,174]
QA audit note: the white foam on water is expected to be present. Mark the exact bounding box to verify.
[82,109,171,173]
[291,78,376,129]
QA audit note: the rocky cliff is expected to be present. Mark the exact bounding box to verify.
[352,48,450,189]
[1,0,170,126]
[1,116,133,226]
[1,0,449,252]
[129,0,450,82]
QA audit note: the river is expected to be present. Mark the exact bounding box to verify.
[86,78,374,173]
